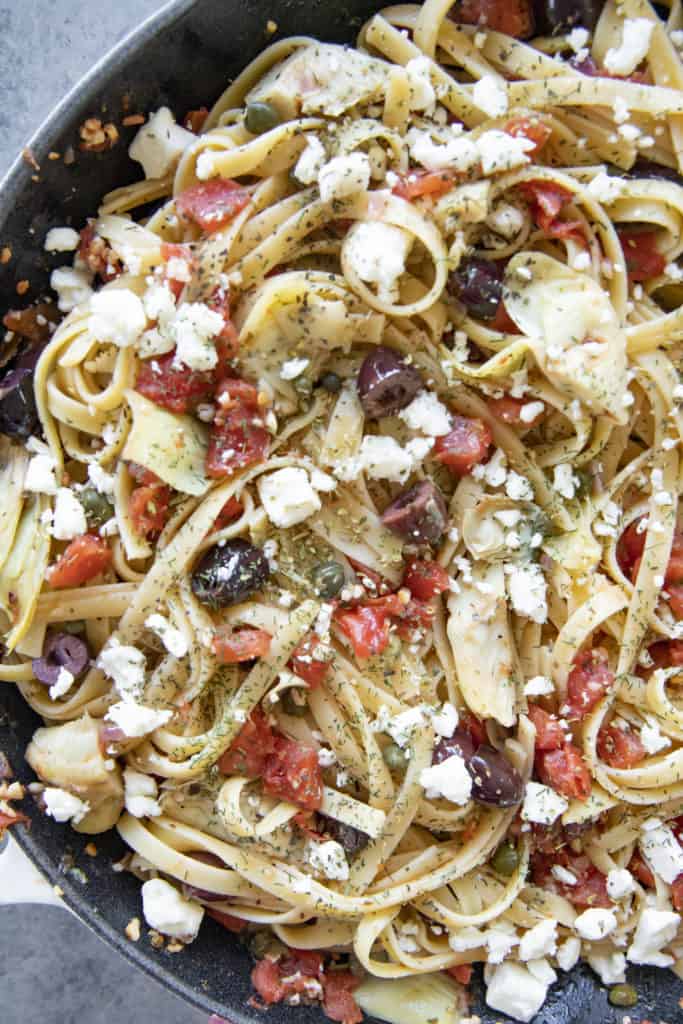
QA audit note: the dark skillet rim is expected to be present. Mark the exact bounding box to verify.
[0,2,249,1018]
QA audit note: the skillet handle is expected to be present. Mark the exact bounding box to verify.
[0,832,69,908]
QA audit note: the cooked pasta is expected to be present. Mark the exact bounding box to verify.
[2,1,683,1021]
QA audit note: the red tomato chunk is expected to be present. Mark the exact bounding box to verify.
[597,722,646,768]
[218,708,275,777]
[517,181,583,241]
[289,635,331,687]
[505,116,552,155]
[617,228,666,283]
[565,647,614,720]
[48,534,112,589]
[207,379,270,478]
[323,972,363,1024]
[262,736,323,811]
[176,179,251,233]
[136,351,216,414]
[488,394,543,427]
[129,482,171,538]
[213,627,272,664]
[456,0,534,38]
[537,742,591,801]
[403,559,450,601]
[527,705,566,751]
[433,415,492,475]
[392,169,457,201]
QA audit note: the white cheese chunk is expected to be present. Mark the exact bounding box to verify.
[524,675,554,697]
[639,823,683,883]
[106,700,172,738]
[485,961,555,1023]
[607,868,636,901]
[258,467,321,528]
[97,639,146,699]
[344,221,412,302]
[280,356,310,380]
[49,666,75,701]
[626,908,679,967]
[50,266,93,312]
[24,451,58,495]
[87,462,116,495]
[294,135,326,184]
[519,919,558,961]
[89,289,147,348]
[586,171,625,204]
[170,302,224,371]
[129,108,195,179]
[124,767,161,818]
[52,487,88,541]
[604,18,654,77]
[507,562,548,624]
[431,702,459,738]
[43,787,90,824]
[318,153,370,202]
[398,390,452,436]
[556,936,581,972]
[141,878,204,940]
[407,126,479,173]
[307,839,349,880]
[574,908,617,941]
[486,201,525,239]
[522,781,568,825]
[352,435,432,484]
[640,719,671,755]
[377,705,428,748]
[420,753,472,805]
[551,865,577,886]
[472,75,508,117]
[44,227,80,253]
[587,951,626,985]
[405,56,437,111]
[145,613,189,658]
[553,463,579,500]
[477,130,534,174]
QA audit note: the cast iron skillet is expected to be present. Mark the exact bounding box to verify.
[0,1,681,1020]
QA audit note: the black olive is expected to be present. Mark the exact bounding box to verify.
[32,632,90,687]
[532,0,605,36]
[357,347,422,418]
[432,728,476,765]
[381,480,449,545]
[448,258,504,320]
[319,814,370,855]
[78,487,115,528]
[0,365,40,439]
[466,745,524,807]
[318,371,342,394]
[312,560,346,599]
[191,539,270,608]
[626,158,683,186]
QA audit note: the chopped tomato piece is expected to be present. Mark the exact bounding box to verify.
[206,379,270,478]
[176,179,251,234]
[323,972,363,1024]
[263,736,324,810]
[160,242,196,300]
[532,850,610,907]
[617,228,666,283]
[289,636,331,687]
[335,602,396,660]
[48,534,112,589]
[184,107,209,133]
[629,850,655,888]
[505,116,552,155]
[460,711,487,748]
[527,705,565,751]
[666,533,683,584]
[433,415,492,475]
[403,559,450,601]
[207,287,241,359]
[667,583,683,619]
[646,639,683,673]
[616,517,646,577]
[129,483,171,538]
[597,722,646,768]
[207,908,248,932]
[391,169,457,201]
[3,302,59,344]
[281,951,324,978]
[251,958,285,1005]
[447,964,473,985]
[128,462,163,486]
[213,627,272,664]
[491,300,520,334]
[136,350,215,414]
[456,0,534,38]
[517,181,583,241]
[213,496,244,530]
[218,708,276,777]
[537,742,591,801]
[671,873,683,911]
[488,394,544,427]
[566,647,614,720]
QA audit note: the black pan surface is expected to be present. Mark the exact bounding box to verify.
[0,1,681,1020]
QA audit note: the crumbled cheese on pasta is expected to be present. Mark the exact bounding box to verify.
[485,961,556,1023]
[486,201,525,239]
[50,266,93,312]
[307,840,349,880]
[43,787,90,824]
[90,289,147,348]
[472,75,508,117]
[522,781,568,824]
[129,108,195,179]
[604,18,654,77]
[551,865,577,886]
[420,753,472,804]
[258,467,321,528]
[106,700,172,738]
[587,951,627,985]
[406,126,479,173]
[141,878,204,940]
[505,471,533,501]
[574,908,617,941]
[398,390,452,436]
[556,936,581,972]
[525,675,554,697]
[346,435,433,484]
[518,919,557,961]
[431,702,459,737]
[87,462,116,495]
[145,613,189,658]
[24,447,58,495]
[640,718,671,755]
[344,221,412,302]
[506,562,547,623]
[586,171,625,203]
[294,135,326,184]
[477,130,535,175]
[124,767,162,818]
[626,908,679,967]
[606,868,635,900]
[553,463,579,500]
[405,56,437,111]
[280,357,310,380]
[49,666,75,701]
[318,152,370,202]
[52,487,88,541]
[44,227,80,252]
[639,822,683,883]
[170,302,224,371]
[97,639,146,699]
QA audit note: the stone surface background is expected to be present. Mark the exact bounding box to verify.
[0,3,206,1021]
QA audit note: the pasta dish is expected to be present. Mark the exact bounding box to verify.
[3,0,683,1020]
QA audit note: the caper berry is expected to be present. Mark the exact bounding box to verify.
[490,840,519,877]
[281,688,308,717]
[245,101,282,135]
[319,372,342,394]
[382,741,408,774]
[608,983,638,1008]
[79,487,114,527]
[312,560,346,599]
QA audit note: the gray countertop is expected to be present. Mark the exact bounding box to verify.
[0,4,207,1022]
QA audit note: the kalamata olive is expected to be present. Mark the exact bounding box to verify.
[466,745,524,807]
[191,539,270,608]
[318,371,342,394]
[357,346,422,418]
[312,560,346,599]
[319,814,370,855]
[183,850,228,902]
[32,632,90,686]
[381,480,448,545]
[0,345,41,439]
[533,0,605,35]
[432,729,476,765]
[448,258,504,320]
[245,101,282,135]
[491,840,520,877]
[78,487,115,528]
[627,158,683,186]
[382,741,408,774]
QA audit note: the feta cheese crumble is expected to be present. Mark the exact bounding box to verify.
[344,221,412,302]
[106,700,173,738]
[627,908,679,967]
[129,108,195,179]
[397,390,452,436]
[472,75,508,117]
[145,613,189,658]
[485,961,556,1023]
[141,878,204,940]
[43,787,90,824]
[97,640,146,699]
[419,753,472,804]
[170,302,225,371]
[604,18,654,77]
[639,822,683,883]
[52,487,88,541]
[90,289,147,348]
[258,468,322,528]
[124,767,162,818]
[44,227,80,253]
[307,839,349,880]
[318,153,371,202]
[522,781,568,825]
[574,908,617,941]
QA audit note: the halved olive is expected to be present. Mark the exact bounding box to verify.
[466,745,524,807]
[245,101,282,135]
[191,539,270,609]
[381,480,448,545]
[357,346,422,418]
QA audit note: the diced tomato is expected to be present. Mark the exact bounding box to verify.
[129,482,171,538]
[213,627,272,664]
[617,228,666,283]
[532,850,610,907]
[671,874,683,911]
[3,302,59,344]
[488,394,543,427]
[403,559,450,601]
[281,950,324,979]
[335,604,393,660]
[391,169,457,201]
[207,908,248,932]
[447,964,473,985]
[537,742,591,801]
[666,533,683,584]
[136,350,215,414]
[176,179,251,234]
[505,116,552,155]
[616,517,646,577]
[262,736,324,810]
[48,534,112,589]
[433,415,492,475]
[565,647,614,720]
[128,462,162,486]
[629,850,656,888]
[667,583,683,619]
[517,181,583,241]
[460,711,487,748]
[456,0,534,38]
[184,107,209,133]
[251,958,285,1005]
[213,496,244,530]
[527,705,565,751]
[206,379,270,478]
[322,972,363,1024]
[346,557,386,593]
[0,810,30,830]
[289,635,331,687]
[218,708,276,777]
[597,722,646,768]
[206,287,241,359]
[160,242,196,300]
[491,300,520,334]
[647,639,683,673]
[78,222,121,281]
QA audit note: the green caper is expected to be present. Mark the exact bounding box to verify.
[491,840,519,877]
[319,372,342,394]
[608,983,638,1008]
[248,930,286,959]
[245,101,282,135]
[78,487,114,527]
[62,620,86,635]
[382,741,408,774]
[312,560,346,599]
[281,687,308,717]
